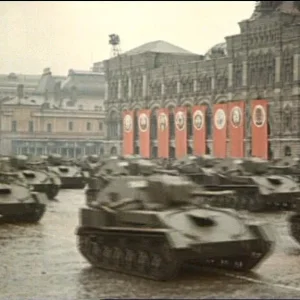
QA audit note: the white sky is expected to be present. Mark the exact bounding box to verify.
[0,1,255,76]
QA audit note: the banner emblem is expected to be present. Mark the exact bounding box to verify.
[158,112,168,131]
[138,113,149,132]
[175,111,186,131]
[230,106,242,128]
[214,108,226,130]
[123,114,132,133]
[193,110,204,130]
[253,105,266,128]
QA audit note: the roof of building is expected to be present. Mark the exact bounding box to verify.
[35,73,57,94]
[124,40,197,56]
[2,95,104,111]
[204,42,227,60]
[0,73,40,88]
[2,95,44,106]
[61,69,105,95]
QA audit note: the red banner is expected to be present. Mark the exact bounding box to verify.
[251,99,268,159]
[192,105,207,156]
[138,109,151,158]
[228,101,245,158]
[213,103,228,158]
[175,107,187,159]
[157,108,169,158]
[122,110,134,155]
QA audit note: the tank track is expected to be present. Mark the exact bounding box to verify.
[77,227,271,281]
[77,227,180,281]
[46,185,60,200]
[288,214,300,245]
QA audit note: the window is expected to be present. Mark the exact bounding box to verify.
[28,121,34,133]
[68,121,73,131]
[87,122,91,131]
[99,122,103,131]
[11,120,17,132]
[47,123,52,133]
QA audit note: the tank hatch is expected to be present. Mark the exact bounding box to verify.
[22,170,36,178]
[187,212,216,227]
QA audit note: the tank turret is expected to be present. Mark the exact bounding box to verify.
[48,154,62,166]
[146,174,195,206]
[127,159,156,176]
[10,155,29,170]
[239,157,270,175]
[87,154,100,164]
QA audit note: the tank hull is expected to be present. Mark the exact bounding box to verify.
[0,190,47,224]
[19,169,61,200]
[32,183,60,200]
[76,207,274,281]
[199,184,300,212]
[60,177,86,189]
[47,166,87,189]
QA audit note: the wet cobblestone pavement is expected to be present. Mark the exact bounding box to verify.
[1,189,300,299]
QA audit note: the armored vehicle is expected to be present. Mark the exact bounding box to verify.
[10,155,61,200]
[178,157,300,212]
[46,154,87,189]
[76,172,275,281]
[0,161,47,223]
[270,157,300,183]
[80,155,103,177]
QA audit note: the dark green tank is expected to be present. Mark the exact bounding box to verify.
[270,157,300,183]
[46,154,87,189]
[79,155,103,177]
[177,157,300,212]
[76,162,275,281]
[0,160,47,223]
[9,155,61,200]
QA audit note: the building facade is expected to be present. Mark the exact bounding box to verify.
[0,68,106,156]
[103,1,300,159]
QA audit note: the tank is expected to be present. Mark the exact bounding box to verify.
[46,154,87,189]
[177,157,300,212]
[0,161,48,223]
[9,155,61,200]
[270,157,300,183]
[76,172,275,281]
[79,155,103,177]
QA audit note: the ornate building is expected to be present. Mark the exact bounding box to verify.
[0,68,106,156]
[103,1,300,158]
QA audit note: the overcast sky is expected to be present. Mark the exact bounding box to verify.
[0,1,255,76]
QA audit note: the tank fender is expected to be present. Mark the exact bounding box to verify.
[31,191,48,205]
[247,222,276,246]
[163,230,191,250]
[50,174,62,186]
[82,171,90,179]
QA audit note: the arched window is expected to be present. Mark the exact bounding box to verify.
[284,145,292,157]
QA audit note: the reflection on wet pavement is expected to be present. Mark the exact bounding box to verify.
[1,189,300,299]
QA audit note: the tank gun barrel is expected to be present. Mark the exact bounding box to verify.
[153,168,179,176]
